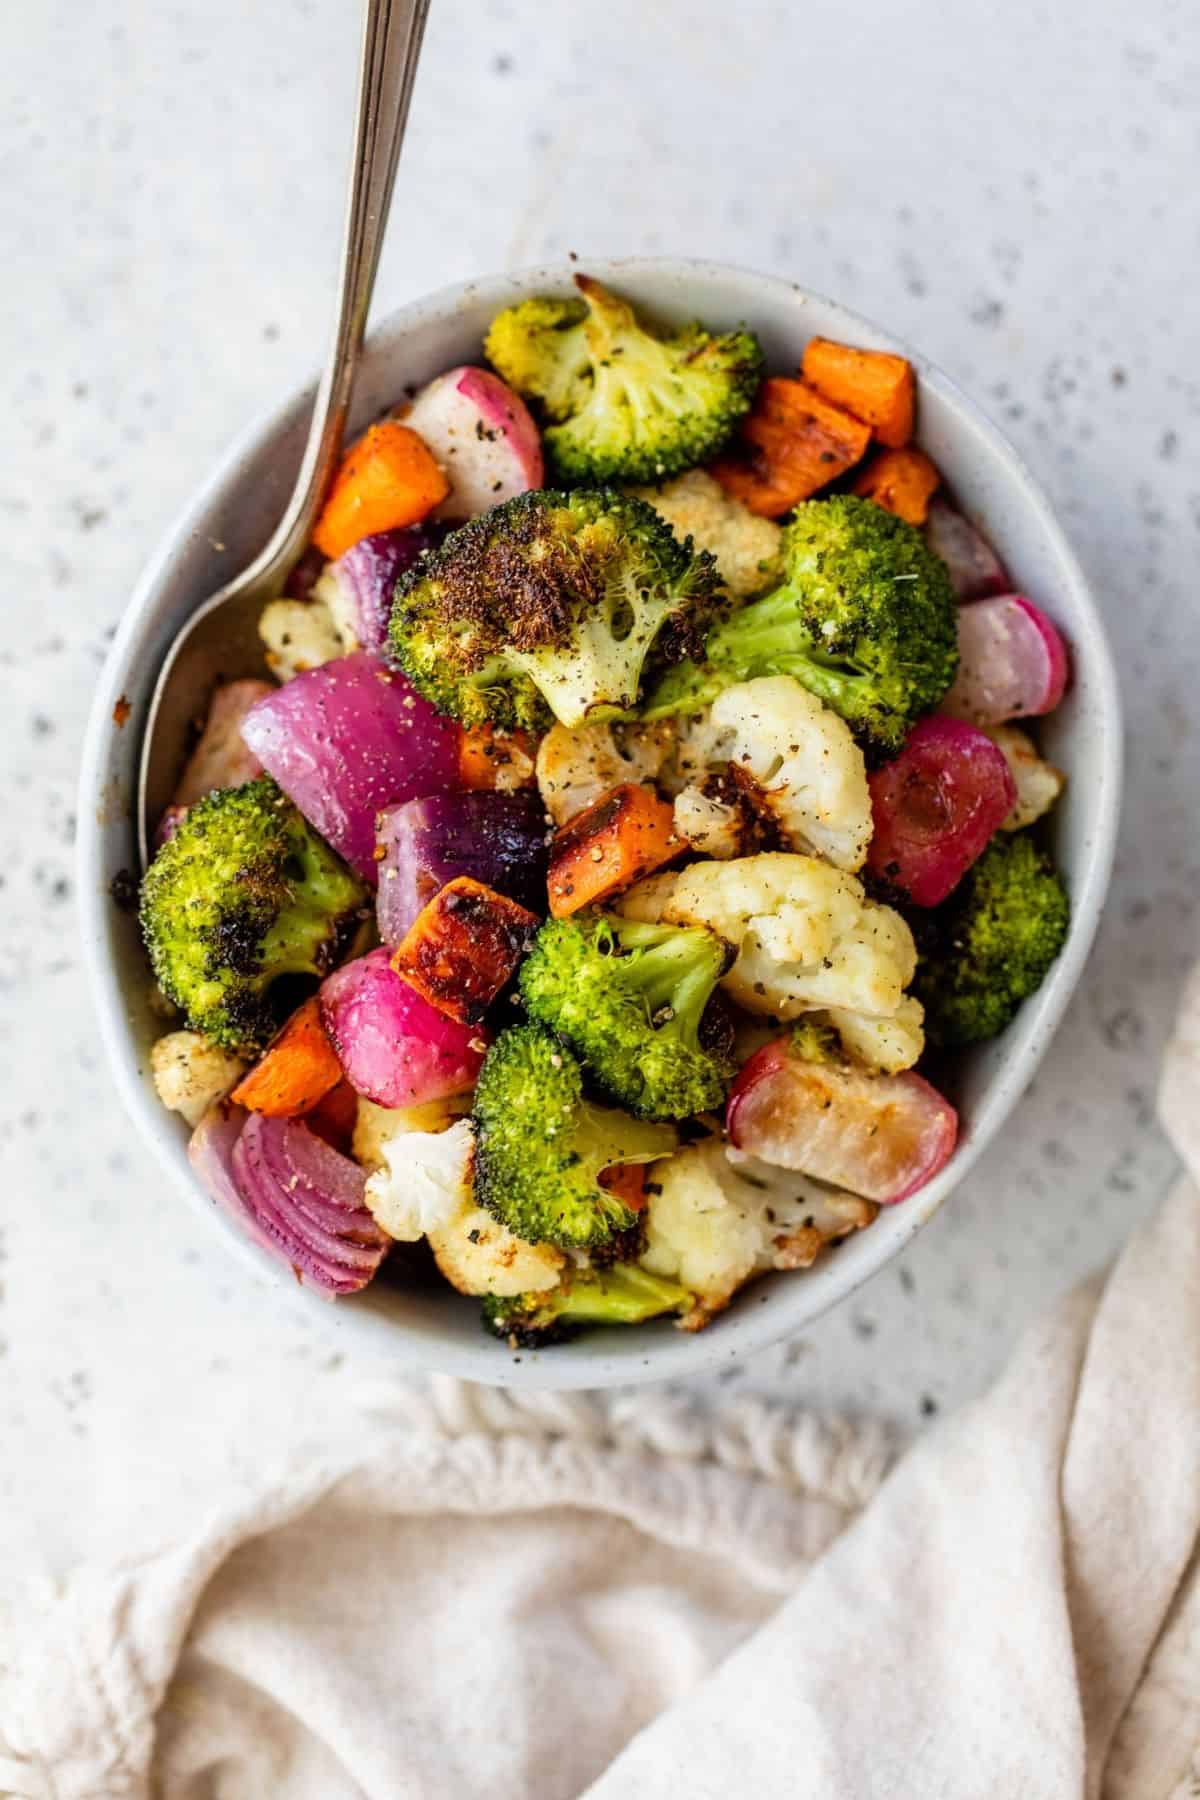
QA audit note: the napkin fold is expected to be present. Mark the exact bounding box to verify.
[3,967,1197,1799]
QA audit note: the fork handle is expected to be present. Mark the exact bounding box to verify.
[239,0,432,587]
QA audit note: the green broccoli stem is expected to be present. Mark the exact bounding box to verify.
[553,1266,692,1327]
[613,921,726,1050]
[573,1102,677,1179]
[484,1266,693,1343]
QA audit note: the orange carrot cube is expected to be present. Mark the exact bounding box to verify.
[801,338,916,448]
[547,783,681,918]
[710,378,871,517]
[313,421,449,559]
[231,996,343,1117]
[392,877,539,1024]
[853,446,941,525]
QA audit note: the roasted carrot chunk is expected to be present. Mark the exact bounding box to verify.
[393,877,539,1024]
[547,782,681,918]
[305,1079,359,1153]
[598,1162,649,1212]
[709,378,871,518]
[800,338,915,448]
[312,421,449,559]
[458,722,537,792]
[853,446,941,525]
[231,996,343,1117]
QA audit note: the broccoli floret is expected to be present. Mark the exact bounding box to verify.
[912,832,1070,1046]
[139,777,366,1052]
[519,915,733,1121]
[482,1264,693,1346]
[472,1024,676,1251]
[389,488,721,731]
[486,275,764,485]
[644,495,959,756]
[483,294,591,422]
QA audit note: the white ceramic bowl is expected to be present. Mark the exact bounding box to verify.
[78,259,1121,1389]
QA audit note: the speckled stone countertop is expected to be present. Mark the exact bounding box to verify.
[2,0,1196,1581]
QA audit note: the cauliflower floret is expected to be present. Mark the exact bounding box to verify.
[352,1098,561,1292]
[429,1197,565,1297]
[822,996,925,1074]
[363,1116,475,1243]
[986,725,1065,831]
[535,717,674,826]
[258,596,347,682]
[673,677,872,871]
[150,1030,246,1127]
[640,1138,876,1325]
[617,853,918,1032]
[311,563,363,654]
[352,1095,471,1173]
[672,785,745,860]
[631,470,783,599]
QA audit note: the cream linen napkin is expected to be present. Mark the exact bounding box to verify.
[2,966,1197,1798]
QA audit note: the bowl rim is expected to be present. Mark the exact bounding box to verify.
[77,255,1123,1390]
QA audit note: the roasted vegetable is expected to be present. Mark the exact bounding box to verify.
[866,715,1016,907]
[645,495,958,757]
[486,275,763,484]
[519,913,733,1121]
[483,1264,693,1345]
[853,446,940,525]
[547,782,681,917]
[391,877,539,1025]
[911,831,1070,1046]
[140,778,366,1053]
[639,1137,878,1326]
[709,378,871,517]
[472,1025,676,1252]
[727,1036,958,1203]
[312,421,449,559]
[800,338,915,448]
[388,487,721,733]
[402,365,543,519]
[616,852,923,1070]
[630,469,784,598]
[230,995,344,1117]
[669,676,873,872]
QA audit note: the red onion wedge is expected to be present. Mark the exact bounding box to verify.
[403,366,543,521]
[240,651,460,883]
[941,594,1070,727]
[321,526,442,656]
[867,715,1016,907]
[923,498,1008,602]
[320,947,488,1108]
[376,790,551,945]
[188,1100,387,1295]
[727,1038,957,1205]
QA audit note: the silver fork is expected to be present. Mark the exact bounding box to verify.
[137,0,431,868]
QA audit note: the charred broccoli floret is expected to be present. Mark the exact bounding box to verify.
[519,914,733,1121]
[482,1265,693,1346]
[388,488,721,731]
[472,1024,676,1251]
[912,831,1070,1046]
[139,778,366,1051]
[645,495,958,755]
[485,275,764,485]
